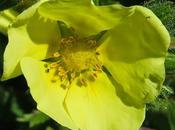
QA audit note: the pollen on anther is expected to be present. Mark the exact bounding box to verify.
[50,63,59,68]
[94,64,102,71]
[92,73,97,78]
[88,40,97,48]
[80,78,87,86]
[95,52,100,55]
[71,72,76,79]
[53,52,60,58]
[51,76,58,83]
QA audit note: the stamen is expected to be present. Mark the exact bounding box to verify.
[80,78,87,86]
[67,36,75,43]
[88,40,97,49]
[50,63,59,68]
[58,66,65,72]
[71,72,76,80]
[53,52,61,58]
[51,76,59,83]
[94,64,102,71]
[92,72,98,78]
[95,52,100,55]
[58,68,68,81]
[61,38,66,44]
[46,33,103,86]
[60,79,70,89]
[58,70,67,77]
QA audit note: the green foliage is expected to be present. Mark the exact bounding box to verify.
[0,78,61,130]
[165,53,175,74]
[17,111,50,128]
[144,0,175,37]
[147,86,173,111]
[0,0,19,11]
[145,85,175,130]
[143,2,175,128]
[0,0,37,13]
[167,100,175,130]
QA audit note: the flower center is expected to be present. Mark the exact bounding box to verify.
[44,35,102,87]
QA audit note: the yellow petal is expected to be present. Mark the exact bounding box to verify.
[1,12,60,80]
[14,0,48,25]
[20,57,77,130]
[97,6,170,107]
[38,1,131,37]
[65,72,145,130]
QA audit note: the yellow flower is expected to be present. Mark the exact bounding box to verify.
[1,0,170,130]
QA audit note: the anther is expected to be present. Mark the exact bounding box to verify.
[94,64,102,71]
[61,38,67,44]
[58,68,68,81]
[53,52,61,58]
[51,76,59,83]
[88,40,97,49]
[71,72,76,80]
[47,33,102,85]
[80,78,87,86]
[58,70,67,77]
[61,75,68,81]
[70,27,75,33]
[69,71,76,83]
[95,52,100,55]
[50,63,59,68]
[67,36,75,43]
[58,66,65,72]
[92,73,97,78]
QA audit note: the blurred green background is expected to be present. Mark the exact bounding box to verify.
[0,0,175,130]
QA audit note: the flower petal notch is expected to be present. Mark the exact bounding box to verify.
[21,57,145,130]
[97,6,170,106]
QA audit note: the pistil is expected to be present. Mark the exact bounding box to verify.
[44,35,102,87]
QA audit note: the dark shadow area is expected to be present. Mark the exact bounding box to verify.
[143,111,171,130]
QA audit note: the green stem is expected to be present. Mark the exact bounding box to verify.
[0,9,18,35]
